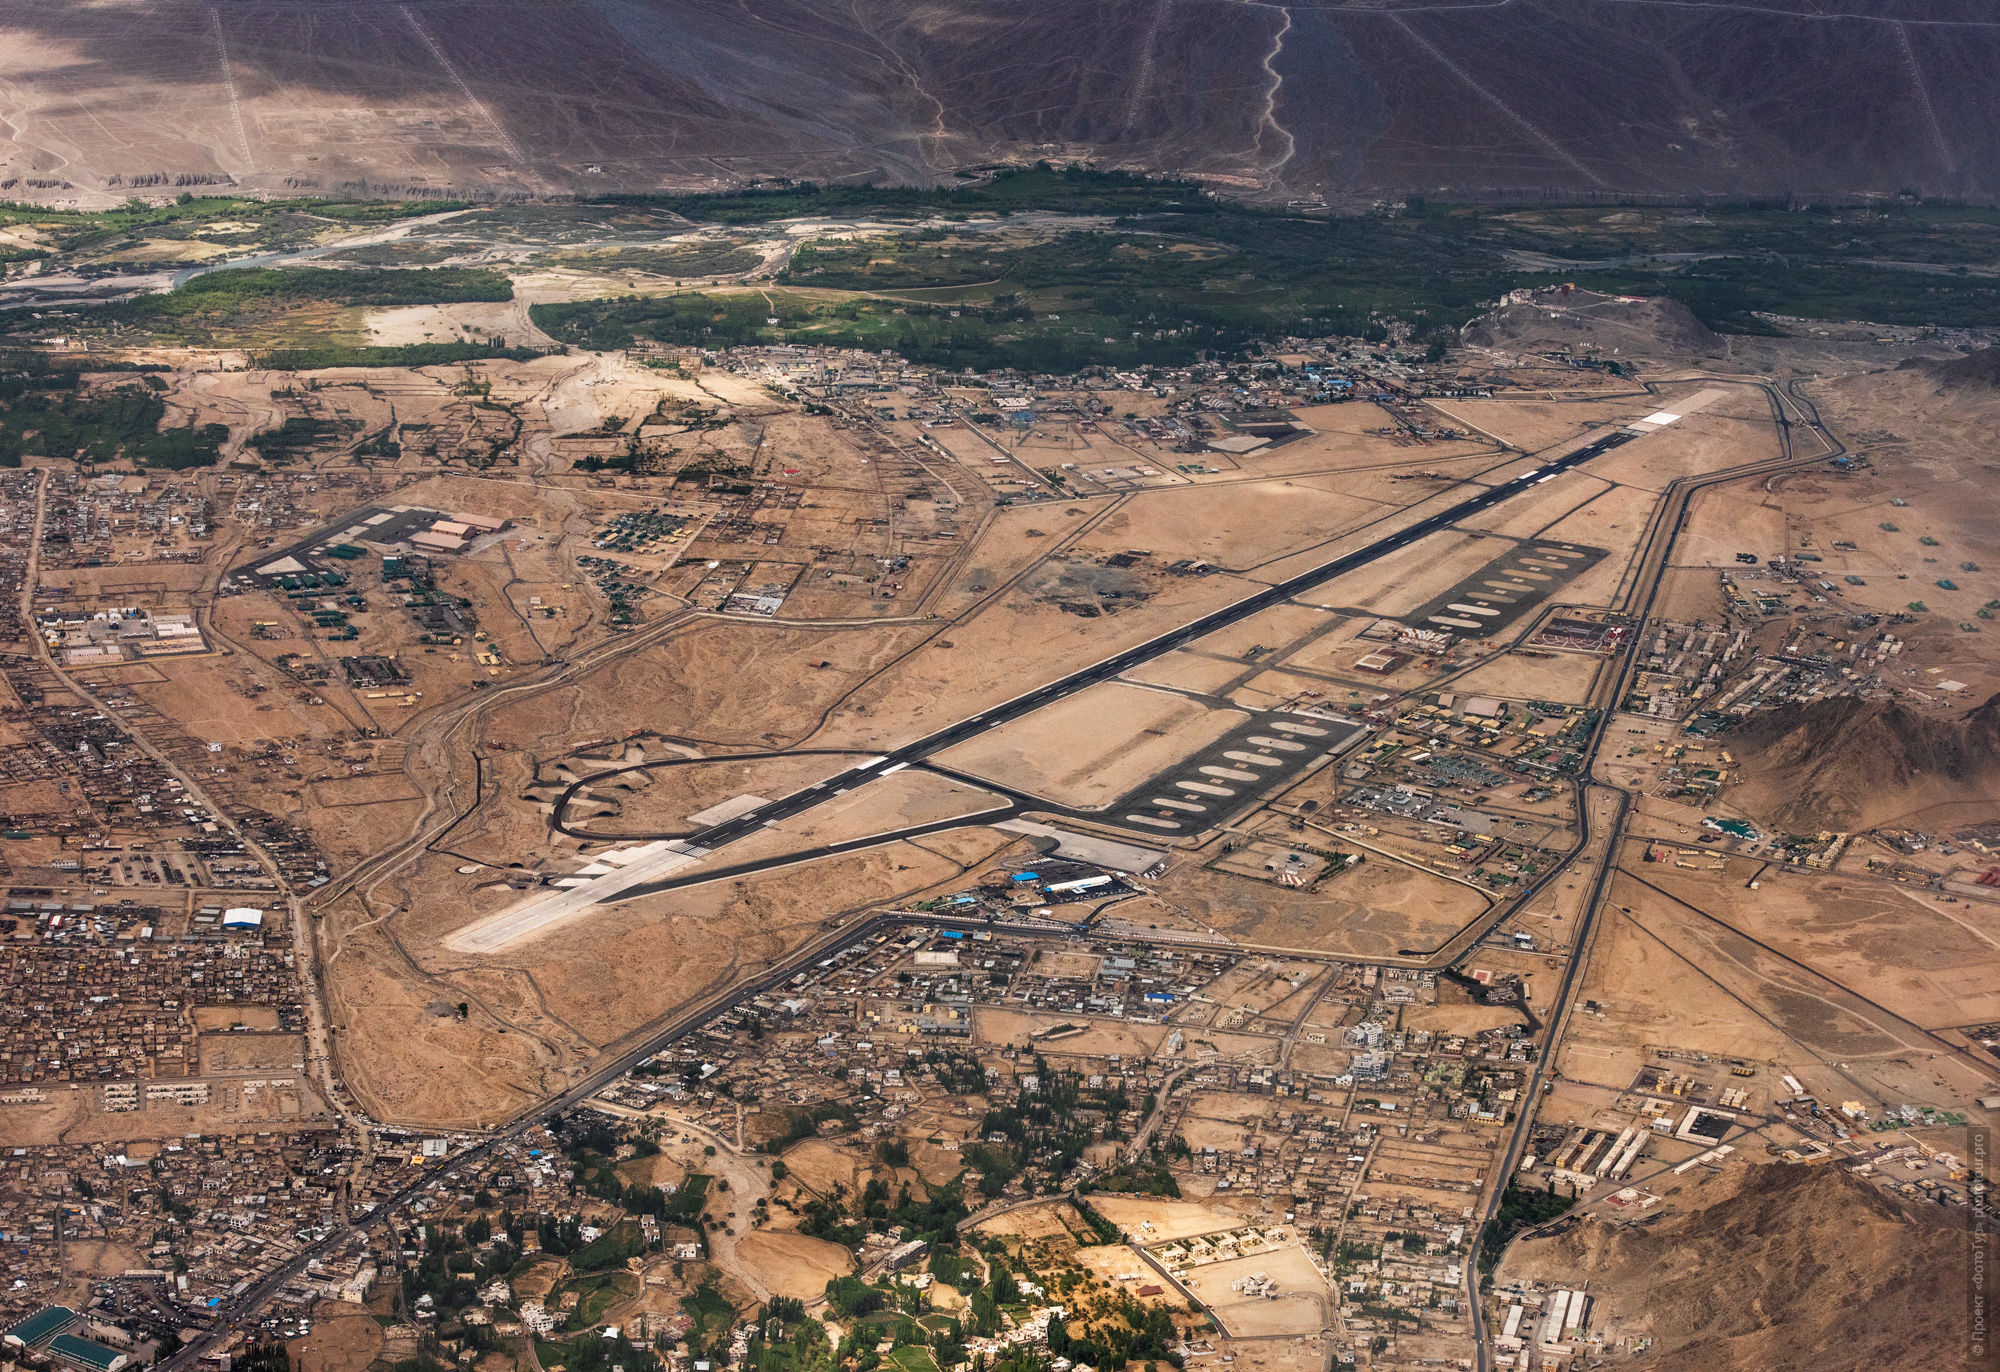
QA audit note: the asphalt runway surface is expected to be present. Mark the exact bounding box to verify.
[677,432,1634,858]
[457,430,1632,939]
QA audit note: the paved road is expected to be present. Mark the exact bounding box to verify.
[1457,378,1844,1371]
[1126,1064,1192,1160]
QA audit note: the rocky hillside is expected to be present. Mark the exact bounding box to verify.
[1502,1163,1973,1370]
[1727,693,2000,830]
[1,0,1997,202]
[1902,348,2000,391]
[1460,288,1721,359]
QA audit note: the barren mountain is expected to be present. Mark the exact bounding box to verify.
[1502,1163,1974,1371]
[1903,347,2000,391]
[1,0,1996,204]
[1728,693,2000,831]
[1460,287,1722,359]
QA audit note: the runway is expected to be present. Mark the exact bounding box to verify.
[452,430,1635,950]
[441,838,712,952]
[686,430,1633,849]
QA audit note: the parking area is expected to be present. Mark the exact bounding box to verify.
[1105,710,1365,836]
[1405,540,1605,637]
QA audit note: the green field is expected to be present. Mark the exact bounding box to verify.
[1,265,515,352]
[8,174,2000,372]
[536,188,2000,367]
[548,244,767,279]
[885,1347,939,1372]
[0,359,224,468]
[0,194,458,259]
[255,341,551,370]
[90,267,509,344]
[563,1270,638,1324]
[607,165,1213,226]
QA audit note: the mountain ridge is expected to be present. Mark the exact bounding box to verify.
[2,0,1997,205]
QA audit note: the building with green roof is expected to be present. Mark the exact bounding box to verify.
[2,1306,77,1350]
[48,1332,130,1372]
